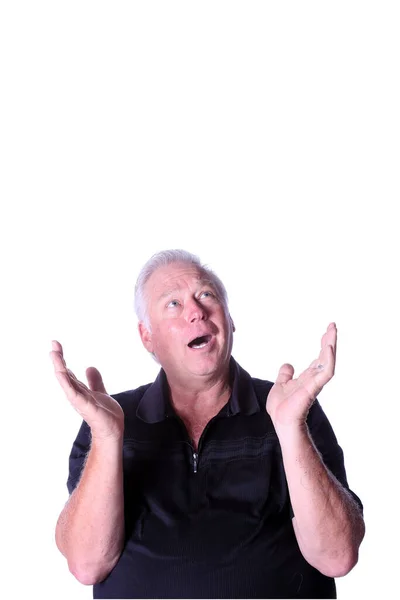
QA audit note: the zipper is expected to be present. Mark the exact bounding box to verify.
[174,415,199,474]
[174,411,223,474]
[192,452,198,473]
[191,412,222,473]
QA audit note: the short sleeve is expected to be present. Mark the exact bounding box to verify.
[66,419,91,495]
[306,399,364,514]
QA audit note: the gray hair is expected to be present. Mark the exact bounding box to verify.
[134,249,229,331]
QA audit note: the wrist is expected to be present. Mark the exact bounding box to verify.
[273,420,310,444]
[90,431,124,450]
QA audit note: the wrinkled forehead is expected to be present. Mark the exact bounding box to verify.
[145,262,214,302]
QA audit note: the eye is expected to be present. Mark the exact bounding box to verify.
[167,299,180,308]
[200,291,214,299]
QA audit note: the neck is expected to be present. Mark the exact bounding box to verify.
[166,363,232,417]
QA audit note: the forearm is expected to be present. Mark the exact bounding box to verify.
[276,424,365,577]
[56,435,125,584]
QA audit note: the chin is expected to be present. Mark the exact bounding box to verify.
[190,364,217,376]
[186,354,226,377]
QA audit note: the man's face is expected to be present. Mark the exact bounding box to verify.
[139,262,235,379]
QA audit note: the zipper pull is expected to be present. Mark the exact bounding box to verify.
[193,452,198,473]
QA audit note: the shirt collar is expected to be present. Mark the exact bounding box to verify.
[136,356,261,424]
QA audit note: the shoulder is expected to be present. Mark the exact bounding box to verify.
[110,382,153,416]
[232,358,275,411]
[251,375,275,395]
[249,373,275,406]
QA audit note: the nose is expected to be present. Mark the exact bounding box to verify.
[185,298,208,323]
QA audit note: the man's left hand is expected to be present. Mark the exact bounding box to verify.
[266,323,337,429]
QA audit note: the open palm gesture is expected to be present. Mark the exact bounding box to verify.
[267,323,337,428]
[50,340,124,440]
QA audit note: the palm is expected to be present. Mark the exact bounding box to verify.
[50,340,124,439]
[267,323,337,427]
[70,384,124,433]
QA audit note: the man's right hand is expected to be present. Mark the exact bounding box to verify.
[50,340,124,441]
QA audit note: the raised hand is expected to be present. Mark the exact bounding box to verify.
[266,323,337,429]
[50,340,124,440]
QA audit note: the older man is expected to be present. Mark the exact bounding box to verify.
[51,249,365,599]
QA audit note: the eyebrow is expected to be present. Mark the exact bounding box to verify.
[157,279,216,302]
[157,288,181,302]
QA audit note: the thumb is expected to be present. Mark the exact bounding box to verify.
[86,367,108,394]
[276,363,295,384]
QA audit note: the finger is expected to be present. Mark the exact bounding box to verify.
[50,342,105,395]
[309,343,335,381]
[53,361,83,400]
[68,368,91,393]
[86,366,107,394]
[319,326,336,369]
[276,363,295,384]
[321,343,336,376]
[51,340,63,356]
[328,323,337,356]
[309,324,335,369]
[321,323,337,355]
[308,357,322,370]
[51,349,91,400]
[50,341,91,389]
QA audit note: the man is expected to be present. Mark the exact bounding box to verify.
[51,249,365,599]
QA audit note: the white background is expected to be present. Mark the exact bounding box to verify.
[1,2,399,598]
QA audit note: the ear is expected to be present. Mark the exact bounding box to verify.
[138,322,154,353]
[230,315,236,332]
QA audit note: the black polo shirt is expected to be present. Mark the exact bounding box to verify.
[67,357,363,599]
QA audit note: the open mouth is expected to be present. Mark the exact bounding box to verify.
[188,334,212,349]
